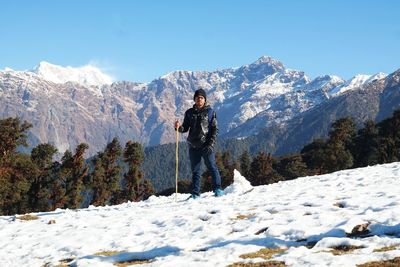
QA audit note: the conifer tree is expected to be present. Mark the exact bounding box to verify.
[239,149,251,178]
[0,117,34,215]
[64,143,89,209]
[142,179,155,200]
[0,117,32,161]
[274,154,308,180]
[29,143,58,212]
[378,109,400,162]
[324,117,356,172]
[221,151,234,188]
[301,139,328,174]
[303,118,356,174]
[88,154,107,206]
[90,138,122,206]
[117,140,154,203]
[328,117,357,146]
[0,154,37,215]
[352,120,380,167]
[249,151,282,186]
[48,161,65,210]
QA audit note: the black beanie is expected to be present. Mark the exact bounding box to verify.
[193,88,207,101]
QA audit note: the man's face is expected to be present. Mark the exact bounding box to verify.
[195,95,205,108]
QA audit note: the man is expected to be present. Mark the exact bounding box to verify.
[175,88,224,199]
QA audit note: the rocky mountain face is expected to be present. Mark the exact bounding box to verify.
[241,71,400,156]
[0,58,395,157]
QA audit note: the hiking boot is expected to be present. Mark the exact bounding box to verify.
[214,188,224,197]
[189,193,200,200]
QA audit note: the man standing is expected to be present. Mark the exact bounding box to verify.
[174,88,224,199]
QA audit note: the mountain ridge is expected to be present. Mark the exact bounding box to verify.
[0,57,396,156]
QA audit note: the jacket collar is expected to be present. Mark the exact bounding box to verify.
[193,104,210,112]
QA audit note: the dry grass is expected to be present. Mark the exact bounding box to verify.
[373,245,398,252]
[239,247,287,260]
[113,259,154,266]
[227,247,288,267]
[328,245,364,255]
[17,214,39,221]
[94,250,126,256]
[227,261,287,267]
[92,251,154,266]
[357,257,400,267]
[232,213,256,220]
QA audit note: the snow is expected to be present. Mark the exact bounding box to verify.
[30,61,114,86]
[2,162,400,266]
[328,73,387,97]
[224,169,253,195]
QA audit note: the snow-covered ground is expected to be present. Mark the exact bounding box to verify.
[1,163,400,267]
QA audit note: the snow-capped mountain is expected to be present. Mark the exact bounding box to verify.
[327,73,387,97]
[1,162,400,266]
[0,57,394,156]
[31,61,114,86]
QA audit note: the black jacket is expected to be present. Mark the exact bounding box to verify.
[178,104,218,149]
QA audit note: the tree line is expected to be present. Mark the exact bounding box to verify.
[0,118,154,216]
[234,109,400,186]
[1,109,399,215]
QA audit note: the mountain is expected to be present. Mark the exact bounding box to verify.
[232,70,398,156]
[32,61,114,86]
[1,163,400,266]
[0,57,394,156]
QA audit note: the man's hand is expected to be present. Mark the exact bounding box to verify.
[174,121,180,130]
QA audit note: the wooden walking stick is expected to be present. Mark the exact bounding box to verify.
[175,126,179,202]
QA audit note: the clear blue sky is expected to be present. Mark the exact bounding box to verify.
[1,0,399,82]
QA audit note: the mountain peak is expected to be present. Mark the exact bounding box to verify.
[31,61,114,86]
[253,56,284,68]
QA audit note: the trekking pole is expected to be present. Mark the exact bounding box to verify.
[175,127,179,202]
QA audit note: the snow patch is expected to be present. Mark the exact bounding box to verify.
[224,169,253,194]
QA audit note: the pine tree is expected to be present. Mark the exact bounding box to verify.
[324,117,356,172]
[221,151,234,188]
[328,117,357,146]
[378,109,400,162]
[88,154,107,206]
[64,143,89,209]
[0,117,32,161]
[324,142,354,173]
[302,118,356,174]
[0,154,37,215]
[28,143,58,212]
[0,117,34,215]
[48,161,65,210]
[117,141,154,203]
[239,150,251,178]
[274,154,308,180]
[352,120,380,167]
[249,151,282,186]
[301,139,327,174]
[89,138,122,206]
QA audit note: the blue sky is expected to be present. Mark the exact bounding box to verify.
[1,0,399,82]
